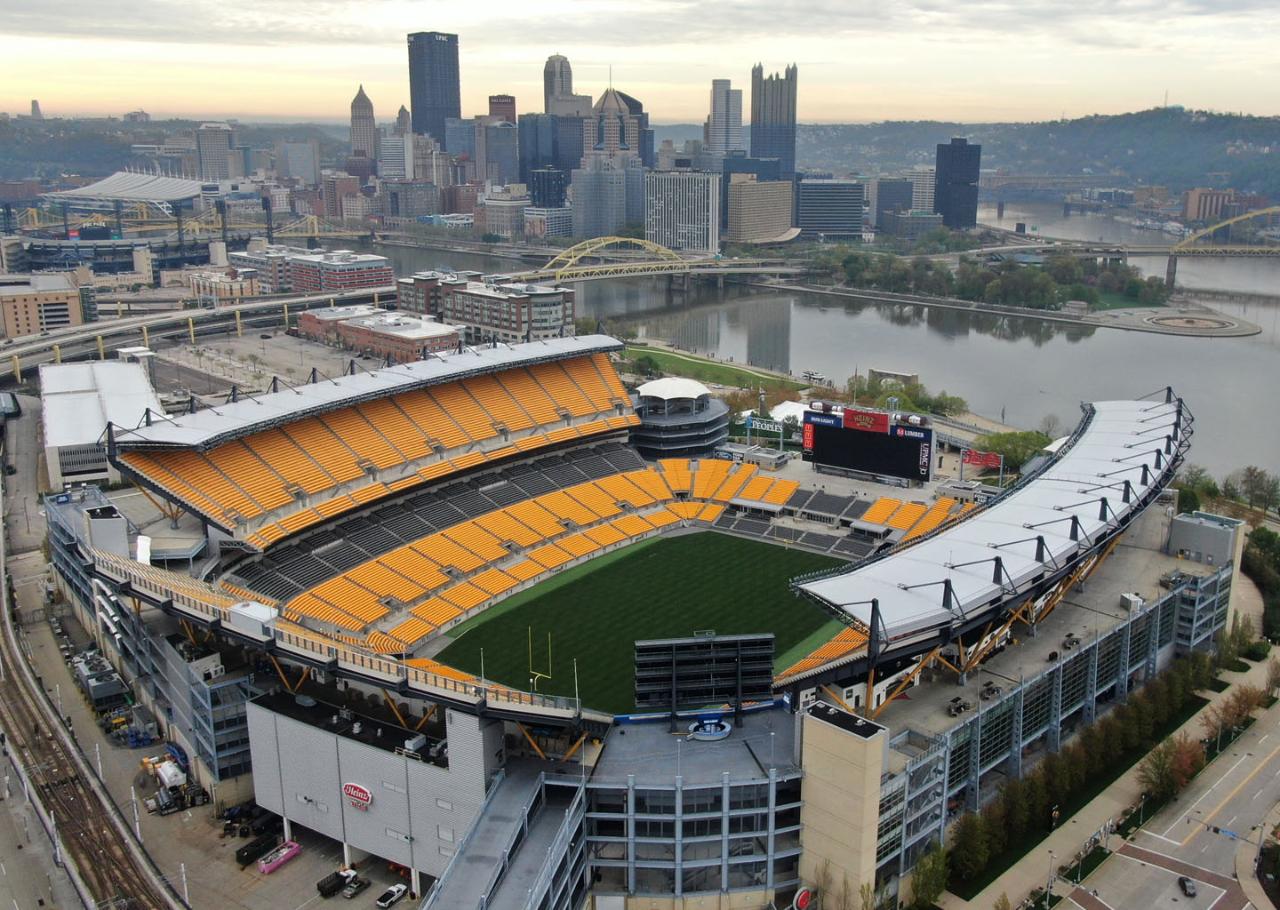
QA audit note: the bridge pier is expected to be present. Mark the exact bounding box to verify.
[1165,255,1178,290]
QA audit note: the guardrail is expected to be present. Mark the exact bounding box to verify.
[521,783,587,910]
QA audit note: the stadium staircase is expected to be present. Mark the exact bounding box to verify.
[423,767,586,910]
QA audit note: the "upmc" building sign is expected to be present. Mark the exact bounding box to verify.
[342,782,372,811]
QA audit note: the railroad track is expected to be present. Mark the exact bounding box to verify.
[0,622,174,908]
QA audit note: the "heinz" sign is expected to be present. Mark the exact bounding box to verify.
[342,782,372,811]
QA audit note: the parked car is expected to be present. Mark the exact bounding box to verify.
[375,883,408,908]
[341,876,371,899]
[1178,876,1197,898]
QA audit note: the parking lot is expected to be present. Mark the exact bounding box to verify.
[21,588,413,909]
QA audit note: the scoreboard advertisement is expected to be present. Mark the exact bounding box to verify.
[802,408,932,482]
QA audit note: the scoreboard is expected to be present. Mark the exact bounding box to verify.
[802,408,932,482]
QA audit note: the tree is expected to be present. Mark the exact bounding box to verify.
[993,893,1013,910]
[1261,475,1280,517]
[1241,466,1270,509]
[1136,737,1179,801]
[909,843,948,910]
[860,881,875,910]
[972,430,1052,472]
[981,795,1008,859]
[1170,732,1206,791]
[1038,413,1062,438]
[1024,769,1051,832]
[1176,487,1201,514]
[1063,741,1090,796]
[1002,777,1030,840]
[950,812,990,882]
[1267,657,1280,697]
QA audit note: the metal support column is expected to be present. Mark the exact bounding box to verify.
[1146,608,1161,680]
[1117,620,1133,702]
[1083,640,1100,724]
[1047,663,1064,752]
[765,769,778,893]
[625,774,636,894]
[1008,686,1025,778]
[720,772,731,892]
[965,713,982,812]
[673,775,684,897]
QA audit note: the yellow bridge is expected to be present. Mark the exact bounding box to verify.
[505,236,803,283]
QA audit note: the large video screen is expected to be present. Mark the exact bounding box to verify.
[806,420,932,482]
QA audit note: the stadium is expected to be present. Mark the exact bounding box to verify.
[43,332,1238,908]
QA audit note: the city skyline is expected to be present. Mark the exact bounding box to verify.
[2,0,1277,123]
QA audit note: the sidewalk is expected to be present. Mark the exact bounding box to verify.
[938,612,1275,910]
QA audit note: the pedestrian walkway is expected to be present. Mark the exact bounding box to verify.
[938,603,1276,910]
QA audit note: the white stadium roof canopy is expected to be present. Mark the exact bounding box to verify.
[795,396,1188,646]
[110,335,623,450]
[45,172,206,205]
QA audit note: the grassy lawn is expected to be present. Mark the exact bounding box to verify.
[623,345,806,391]
[436,532,843,713]
[1090,291,1166,311]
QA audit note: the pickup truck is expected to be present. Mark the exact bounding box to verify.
[317,868,358,898]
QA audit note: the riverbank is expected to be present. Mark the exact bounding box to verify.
[622,342,806,390]
[767,281,1262,338]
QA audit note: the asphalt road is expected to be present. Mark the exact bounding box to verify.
[1071,701,1280,910]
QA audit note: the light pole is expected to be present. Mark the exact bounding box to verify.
[1138,792,1148,827]
[1044,850,1056,909]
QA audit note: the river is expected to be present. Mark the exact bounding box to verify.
[364,213,1279,478]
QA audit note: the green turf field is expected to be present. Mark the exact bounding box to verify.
[435,532,844,714]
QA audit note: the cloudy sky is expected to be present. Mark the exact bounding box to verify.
[3,0,1276,123]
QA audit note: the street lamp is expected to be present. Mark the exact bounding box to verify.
[1138,792,1148,827]
[1044,850,1056,908]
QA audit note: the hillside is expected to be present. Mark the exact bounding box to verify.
[795,108,1280,195]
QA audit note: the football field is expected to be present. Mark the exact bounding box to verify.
[435,532,845,714]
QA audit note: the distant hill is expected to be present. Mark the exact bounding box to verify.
[0,118,348,181]
[4,108,1276,198]
[796,108,1280,196]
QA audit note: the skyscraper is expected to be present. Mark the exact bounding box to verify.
[719,152,782,228]
[518,113,557,183]
[908,166,936,213]
[583,89,641,162]
[530,168,567,209]
[196,122,233,180]
[394,105,412,137]
[349,85,377,158]
[750,64,798,179]
[407,31,460,146]
[933,137,981,229]
[543,54,572,112]
[645,170,721,254]
[796,179,864,240]
[488,95,516,123]
[705,79,744,156]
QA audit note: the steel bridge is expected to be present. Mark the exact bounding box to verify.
[505,236,803,283]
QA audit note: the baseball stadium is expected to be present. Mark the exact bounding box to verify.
[43,331,1231,909]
